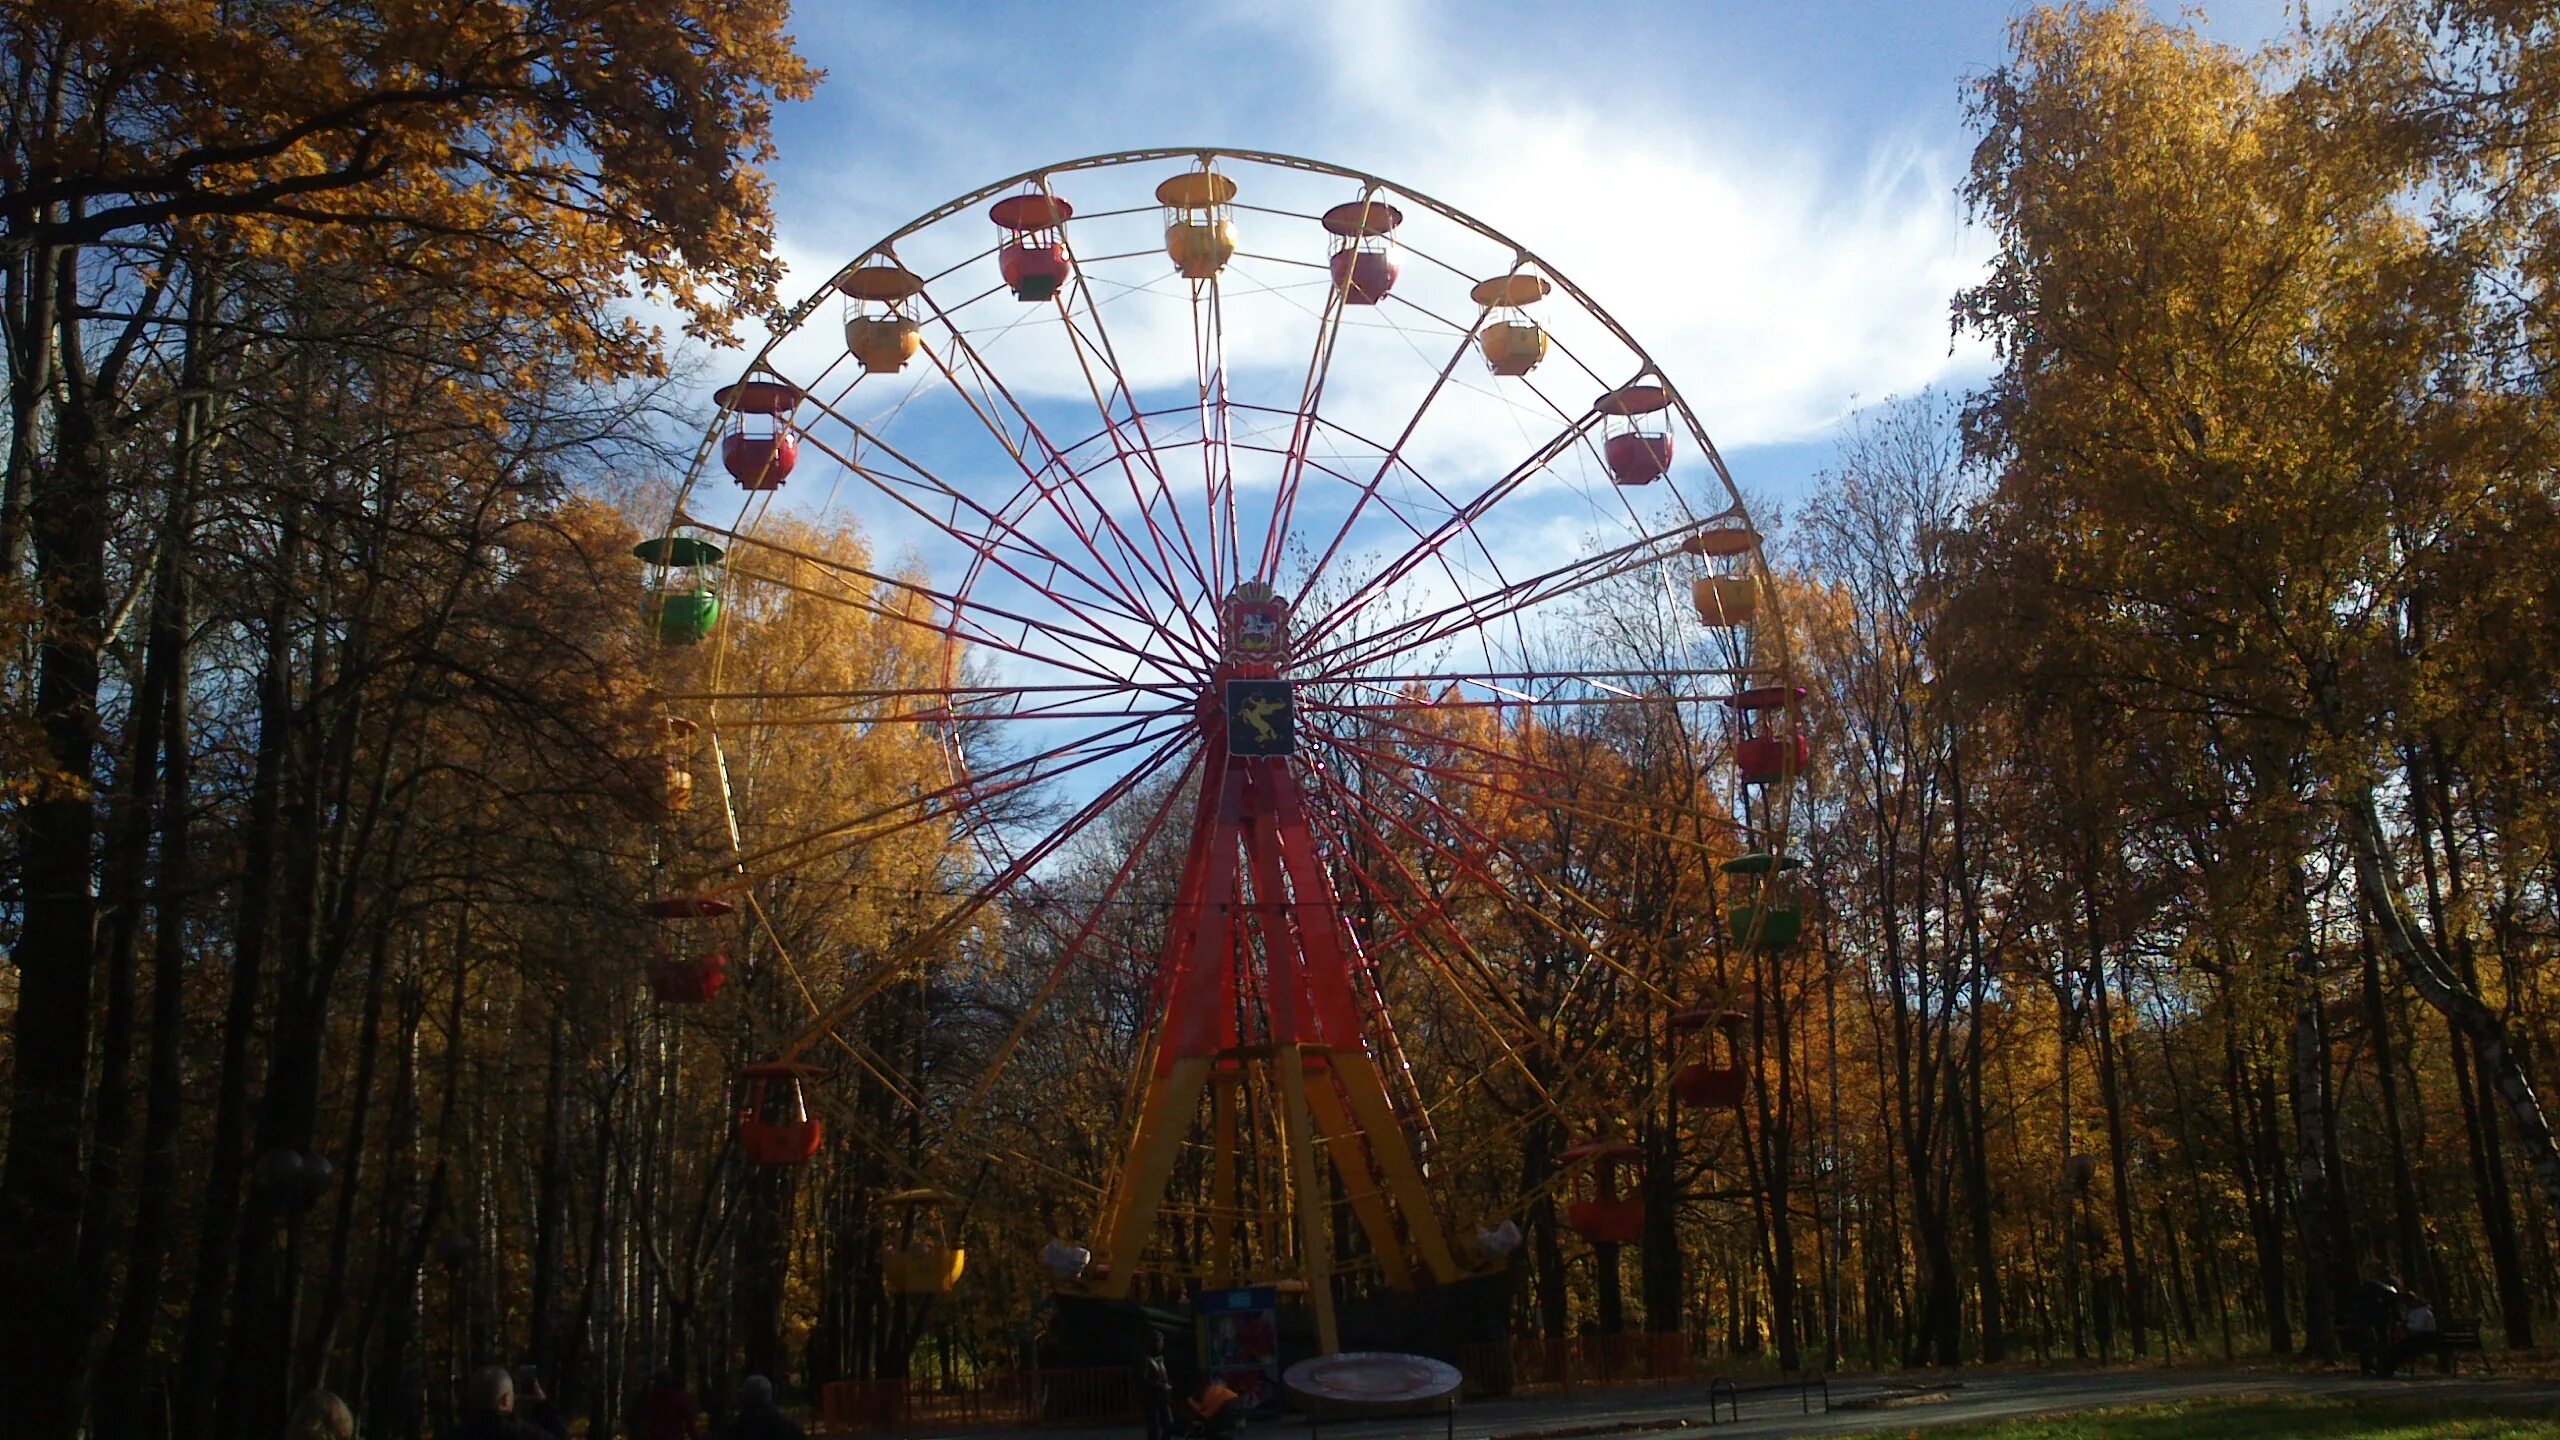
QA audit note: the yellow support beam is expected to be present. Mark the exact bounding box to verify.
[1334,1058,1462,1283]
[1095,1057,1211,1297]
[1302,1061,1413,1290]
[1210,1071,1239,1287]
[1274,1048,1340,1355]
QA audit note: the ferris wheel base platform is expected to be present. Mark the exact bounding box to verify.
[1284,1352,1465,1419]
[1040,1271,1512,1387]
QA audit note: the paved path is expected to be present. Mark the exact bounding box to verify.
[1299,1368,2557,1440]
[908,1369,2553,1440]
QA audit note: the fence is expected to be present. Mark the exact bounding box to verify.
[819,1365,1135,1431]
[815,1332,1699,1432]
[1453,1332,1692,1394]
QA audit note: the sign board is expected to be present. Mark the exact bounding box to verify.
[1195,1285,1282,1411]
[1224,679,1296,757]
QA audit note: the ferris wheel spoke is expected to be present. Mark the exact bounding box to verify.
[1289,409,1599,658]
[699,518,1188,691]
[1250,248,1353,587]
[793,385,1174,648]
[1188,275,1242,599]
[912,291,1217,657]
[1287,760,1548,1035]
[1287,314,1485,611]
[1310,704,1747,853]
[781,413,1205,682]
[1300,516,1730,680]
[1054,256,1221,615]
[670,679,1191,728]
[709,708,1187,885]
[1301,729,1684,1010]
[947,744,1207,1131]
[1290,762,1569,1112]
[773,726,1195,1064]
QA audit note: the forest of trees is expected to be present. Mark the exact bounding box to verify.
[3,4,2559,1440]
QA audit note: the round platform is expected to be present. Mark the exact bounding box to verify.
[1282,1352,1463,1418]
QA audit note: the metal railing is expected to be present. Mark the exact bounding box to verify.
[1453,1332,1691,1394]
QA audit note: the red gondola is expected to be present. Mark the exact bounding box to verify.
[648,953,729,1005]
[1559,1139,1644,1244]
[1325,199,1403,305]
[1722,684,1805,713]
[1597,384,1674,485]
[640,893,733,1006]
[1735,733,1810,784]
[737,1063,823,1165]
[716,378,801,490]
[1670,1009,1748,1110]
[992,191,1074,302]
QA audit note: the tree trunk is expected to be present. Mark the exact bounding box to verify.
[2340,791,2560,1275]
[532,1004,573,1379]
[93,454,200,1437]
[2087,930,2147,1355]
[1,259,109,1440]
[2288,873,2341,1362]
[1951,755,2003,1362]
[177,506,301,1440]
[2358,906,2430,1291]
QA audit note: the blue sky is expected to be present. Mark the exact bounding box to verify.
[710,0,2320,519]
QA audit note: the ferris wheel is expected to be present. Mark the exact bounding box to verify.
[632,149,1809,1346]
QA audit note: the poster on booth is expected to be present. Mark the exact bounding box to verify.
[1194,1286,1282,1412]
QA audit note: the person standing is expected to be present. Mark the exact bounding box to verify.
[1139,1331,1176,1440]
[721,1375,806,1440]
[2384,1295,2439,1376]
[637,1370,703,1440]
[2344,1276,2402,1376]
[287,1390,356,1440]
[442,1366,545,1440]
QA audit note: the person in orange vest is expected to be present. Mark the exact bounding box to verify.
[1186,1373,1242,1440]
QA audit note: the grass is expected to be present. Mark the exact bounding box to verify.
[1893,1395,2560,1439]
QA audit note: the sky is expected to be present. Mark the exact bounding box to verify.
[691,0,2322,517]
[644,0,2332,865]
[651,0,2330,822]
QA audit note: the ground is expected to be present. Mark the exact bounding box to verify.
[1115,1369,2558,1440]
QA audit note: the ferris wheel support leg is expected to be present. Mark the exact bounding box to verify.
[1210,1072,1240,1287]
[1302,1068,1414,1290]
[1333,1060,1463,1285]
[1275,1048,1342,1356]
[1094,1056,1211,1299]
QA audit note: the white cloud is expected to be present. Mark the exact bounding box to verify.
[1220,0,1995,450]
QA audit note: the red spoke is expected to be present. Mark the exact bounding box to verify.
[1286,312,1485,612]
[1053,240,1222,629]
[788,399,1184,655]
[696,515,1190,692]
[1287,413,1595,660]
[1188,274,1244,602]
[714,707,1187,883]
[1299,517,1726,680]
[912,285,1216,658]
[775,725,1195,1062]
[1252,246,1354,587]
[1298,733,1682,1008]
[1307,702,1757,849]
[949,744,1208,1126]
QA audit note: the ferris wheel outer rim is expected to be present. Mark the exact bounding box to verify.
[655,146,1808,1192]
